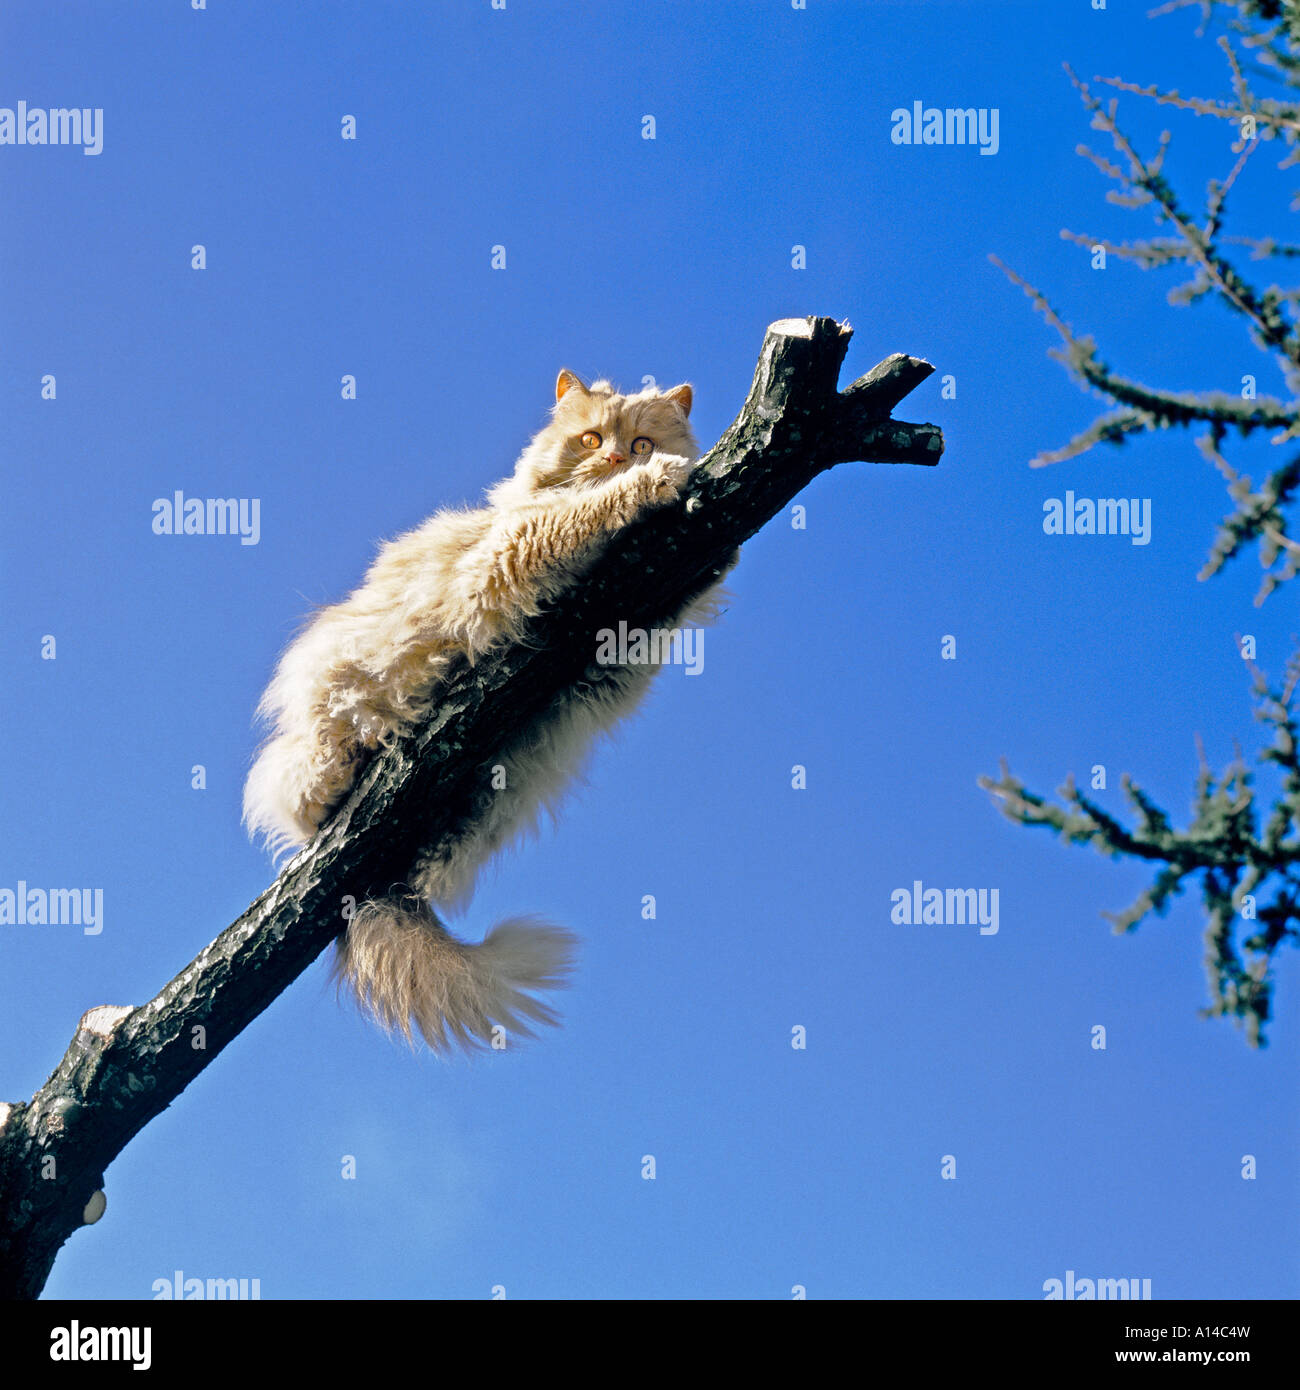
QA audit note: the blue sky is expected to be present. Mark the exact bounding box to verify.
[2,0,1296,1300]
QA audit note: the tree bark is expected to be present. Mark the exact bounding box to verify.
[0,315,942,1299]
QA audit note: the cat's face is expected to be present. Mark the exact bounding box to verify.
[511,371,699,493]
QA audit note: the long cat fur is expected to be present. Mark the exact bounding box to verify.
[244,368,726,1053]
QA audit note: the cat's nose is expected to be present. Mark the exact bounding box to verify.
[604,452,627,466]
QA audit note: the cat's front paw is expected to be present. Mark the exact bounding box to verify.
[638,452,694,505]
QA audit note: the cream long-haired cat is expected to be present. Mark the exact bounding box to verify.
[244,369,725,1053]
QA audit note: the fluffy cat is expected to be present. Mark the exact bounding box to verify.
[244,369,726,1053]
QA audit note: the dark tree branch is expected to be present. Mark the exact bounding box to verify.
[0,314,942,1300]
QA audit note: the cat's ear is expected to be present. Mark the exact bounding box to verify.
[664,383,693,417]
[556,369,589,403]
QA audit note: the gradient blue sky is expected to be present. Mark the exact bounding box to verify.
[2,0,1296,1300]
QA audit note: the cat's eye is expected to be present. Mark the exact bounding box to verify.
[580,431,602,450]
[631,437,654,456]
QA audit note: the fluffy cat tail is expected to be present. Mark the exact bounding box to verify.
[333,895,578,1053]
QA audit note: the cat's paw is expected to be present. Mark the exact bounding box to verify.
[637,453,694,505]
